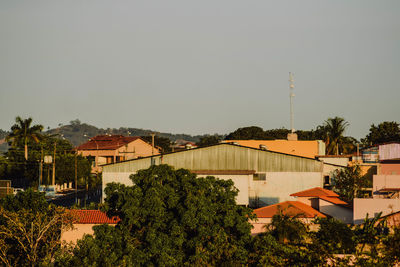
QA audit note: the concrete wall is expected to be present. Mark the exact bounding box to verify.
[319,199,353,224]
[372,175,400,195]
[353,198,400,224]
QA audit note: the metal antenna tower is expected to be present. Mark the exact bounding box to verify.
[289,72,295,133]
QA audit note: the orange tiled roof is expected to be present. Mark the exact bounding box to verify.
[290,187,339,197]
[76,135,141,150]
[69,210,120,224]
[253,201,326,219]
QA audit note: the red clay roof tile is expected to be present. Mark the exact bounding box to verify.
[290,187,339,197]
[76,135,141,150]
[69,210,120,224]
[253,201,326,218]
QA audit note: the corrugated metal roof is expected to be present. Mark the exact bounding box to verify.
[102,143,324,173]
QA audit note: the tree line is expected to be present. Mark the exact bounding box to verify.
[0,117,94,189]
[1,116,399,187]
[197,118,400,156]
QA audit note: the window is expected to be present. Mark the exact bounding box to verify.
[253,173,266,181]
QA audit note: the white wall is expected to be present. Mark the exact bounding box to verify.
[318,199,353,224]
[102,172,134,201]
[319,157,349,167]
[353,198,400,224]
[249,172,322,206]
[196,174,250,205]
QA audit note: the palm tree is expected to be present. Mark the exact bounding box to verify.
[6,116,43,160]
[266,208,308,244]
[323,117,349,155]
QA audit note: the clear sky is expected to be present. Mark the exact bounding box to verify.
[0,1,399,139]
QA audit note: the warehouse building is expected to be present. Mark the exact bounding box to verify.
[102,143,340,207]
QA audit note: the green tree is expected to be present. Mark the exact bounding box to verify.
[332,164,370,203]
[312,217,356,254]
[4,132,91,188]
[353,213,389,265]
[61,165,254,266]
[249,226,325,266]
[362,121,400,146]
[196,134,222,147]
[225,126,267,140]
[382,227,400,265]
[323,117,350,155]
[266,208,308,244]
[6,116,44,160]
[0,189,72,266]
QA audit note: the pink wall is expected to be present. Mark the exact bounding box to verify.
[380,164,400,175]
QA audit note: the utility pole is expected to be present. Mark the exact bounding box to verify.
[75,153,78,204]
[39,147,43,187]
[289,72,295,134]
[151,133,155,156]
[52,141,56,186]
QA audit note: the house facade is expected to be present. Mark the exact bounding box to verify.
[76,135,159,173]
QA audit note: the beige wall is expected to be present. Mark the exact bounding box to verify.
[250,217,316,235]
[78,139,159,173]
[353,198,400,224]
[61,224,97,244]
[373,175,400,195]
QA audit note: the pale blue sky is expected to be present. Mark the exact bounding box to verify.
[0,1,399,139]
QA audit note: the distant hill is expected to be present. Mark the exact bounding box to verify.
[45,119,206,147]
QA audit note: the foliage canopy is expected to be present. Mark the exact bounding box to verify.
[60,165,255,266]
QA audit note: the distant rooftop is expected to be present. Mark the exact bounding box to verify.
[76,135,141,150]
[253,201,326,218]
[69,209,120,224]
[290,187,348,205]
